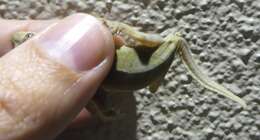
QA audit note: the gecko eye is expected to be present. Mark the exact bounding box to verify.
[25,33,34,39]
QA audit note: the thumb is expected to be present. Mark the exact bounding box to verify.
[0,13,114,140]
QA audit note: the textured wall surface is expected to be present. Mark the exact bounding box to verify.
[1,0,260,140]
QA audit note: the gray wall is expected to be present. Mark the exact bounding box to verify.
[1,0,259,140]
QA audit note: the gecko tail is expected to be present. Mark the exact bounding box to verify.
[177,38,247,108]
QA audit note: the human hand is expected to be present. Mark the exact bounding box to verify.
[0,13,114,140]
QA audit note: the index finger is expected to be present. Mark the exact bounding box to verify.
[0,19,58,56]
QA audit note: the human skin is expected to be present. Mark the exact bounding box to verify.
[0,13,114,140]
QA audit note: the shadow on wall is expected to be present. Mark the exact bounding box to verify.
[56,92,138,140]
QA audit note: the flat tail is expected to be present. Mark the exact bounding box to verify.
[177,38,246,108]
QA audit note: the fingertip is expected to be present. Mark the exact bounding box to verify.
[33,13,114,72]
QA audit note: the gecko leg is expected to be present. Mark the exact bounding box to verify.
[102,19,164,48]
[86,100,120,122]
[86,89,123,122]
